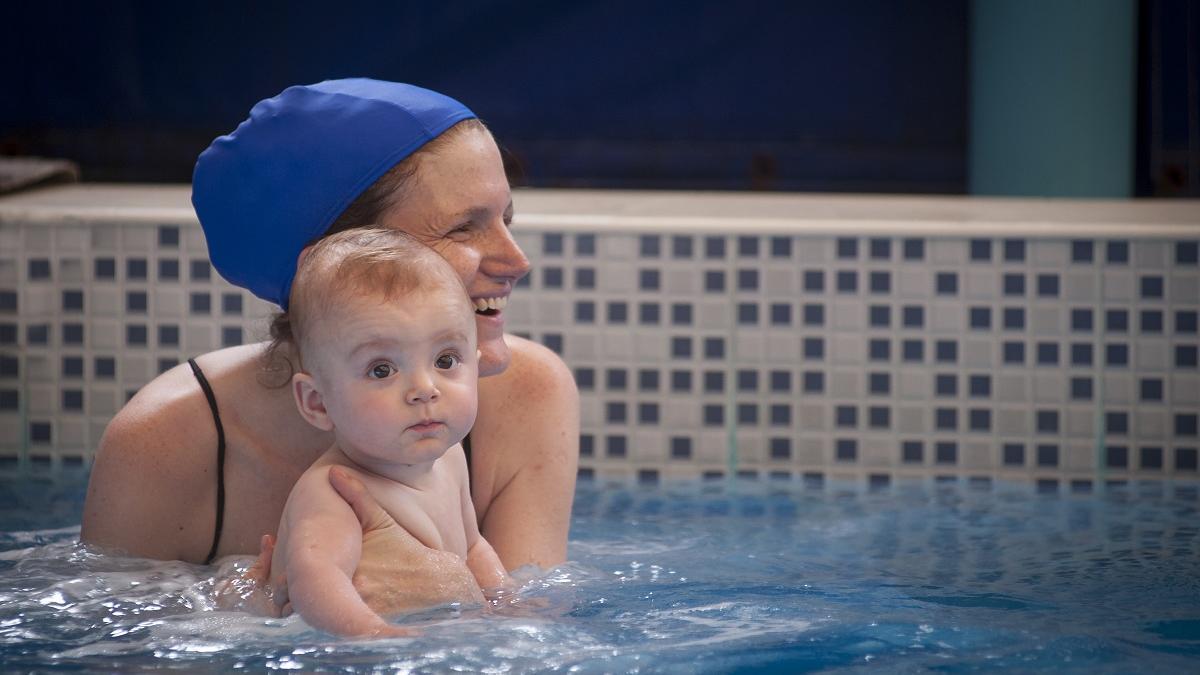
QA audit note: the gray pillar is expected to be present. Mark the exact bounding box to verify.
[970,0,1137,197]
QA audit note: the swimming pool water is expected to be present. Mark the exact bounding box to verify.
[2,475,1198,672]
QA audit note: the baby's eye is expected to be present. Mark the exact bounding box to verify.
[435,353,460,370]
[369,363,396,379]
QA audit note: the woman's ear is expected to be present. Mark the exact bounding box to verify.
[292,372,334,431]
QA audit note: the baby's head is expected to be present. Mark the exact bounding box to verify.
[280,228,479,471]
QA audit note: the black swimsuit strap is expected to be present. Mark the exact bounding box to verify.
[462,432,473,483]
[188,358,226,565]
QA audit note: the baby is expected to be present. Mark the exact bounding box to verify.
[268,228,509,637]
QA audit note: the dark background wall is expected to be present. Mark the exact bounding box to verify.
[1,1,1195,195]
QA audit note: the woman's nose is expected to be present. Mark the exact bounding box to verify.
[481,223,530,282]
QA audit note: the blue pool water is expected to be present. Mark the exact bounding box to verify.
[1,475,1199,672]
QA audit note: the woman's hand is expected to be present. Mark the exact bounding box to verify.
[326,466,485,614]
[214,534,284,616]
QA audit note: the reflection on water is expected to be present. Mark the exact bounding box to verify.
[1,478,1198,672]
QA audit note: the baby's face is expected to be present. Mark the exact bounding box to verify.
[307,285,479,470]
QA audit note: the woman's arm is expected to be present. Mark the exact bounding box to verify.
[471,336,579,569]
[81,369,221,562]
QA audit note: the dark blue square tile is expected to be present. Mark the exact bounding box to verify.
[804,270,825,292]
[639,302,661,325]
[936,272,958,295]
[1176,311,1198,333]
[936,442,958,464]
[804,338,824,360]
[803,304,824,326]
[671,303,693,325]
[1107,240,1129,263]
[126,258,148,280]
[1140,310,1164,333]
[770,236,791,258]
[1003,273,1026,296]
[770,370,792,392]
[970,239,992,261]
[607,302,628,324]
[969,307,991,330]
[671,370,692,392]
[1002,341,1025,364]
[836,406,858,428]
[1037,444,1059,467]
[869,271,890,293]
[158,259,179,281]
[902,440,923,463]
[902,305,924,328]
[869,372,890,394]
[704,370,725,393]
[1037,274,1060,297]
[1071,308,1093,332]
[671,336,693,359]
[1037,410,1059,433]
[903,339,924,362]
[935,340,957,363]
[1178,345,1199,368]
[1106,446,1129,469]
[1140,275,1164,299]
[870,238,891,259]
[703,405,724,426]
[1071,343,1094,366]
[1071,240,1094,263]
[542,233,563,255]
[1106,343,1129,366]
[704,337,725,359]
[1003,307,1025,330]
[671,437,692,459]
[1003,239,1025,262]
[1070,377,1093,400]
[1140,378,1164,402]
[803,370,824,393]
[836,438,857,461]
[770,303,792,325]
[935,373,957,396]
[869,339,890,361]
[1036,342,1059,365]
[1106,411,1129,434]
[769,438,791,459]
[575,268,596,289]
[837,238,858,259]
[836,271,857,293]
[935,408,957,430]
[1177,241,1199,264]
[869,305,891,327]
[542,267,564,288]
[673,236,694,258]
[969,374,991,397]
[606,369,628,390]
[1003,443,1025,465]
[640,269,661,291]
[737,303,758,325]
[903,238,924,260]
[868,406,890,428]
[95,258,116,279]
[639,235,660,258]
[638,369,659,391]
[737,369,758,392]
[1140,446,1163,470]
[737,404,758,425]
[737,236,759,257]
[705,236,726,259]
[704,270,725,292]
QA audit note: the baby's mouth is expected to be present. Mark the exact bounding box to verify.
[473,295,508,318]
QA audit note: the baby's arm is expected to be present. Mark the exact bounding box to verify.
[459,459,512,594]
[280,469,411,637]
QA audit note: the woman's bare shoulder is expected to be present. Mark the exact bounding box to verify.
[483,334,576,401]
[81,344,267,560]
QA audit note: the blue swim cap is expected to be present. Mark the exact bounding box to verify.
[192,78,476,308]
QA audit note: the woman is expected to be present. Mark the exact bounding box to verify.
[80,79,579,610]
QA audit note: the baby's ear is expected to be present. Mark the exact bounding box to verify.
[292,372,334,431]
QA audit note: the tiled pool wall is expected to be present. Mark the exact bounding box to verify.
[1,188,1198,491]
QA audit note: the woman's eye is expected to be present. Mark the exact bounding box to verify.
[369,363,395,379]
[435,353,460,370]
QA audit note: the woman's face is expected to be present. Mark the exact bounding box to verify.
[378,128,530,377]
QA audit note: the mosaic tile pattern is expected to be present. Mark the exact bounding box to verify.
[1,189,1198,489]
[504,231,1200,485]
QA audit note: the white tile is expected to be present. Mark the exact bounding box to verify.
[995,408,1029,435]
[92,320,120,349]
[28,384,54,414]
[1135,340,1170,370]
[1063,271,1098,301]
[831,302,864,331]
[55,227,88,251]
[963,339,993,368]
[830,334,864,365]
[895,405,926,433]
[1031,240,1069,266]
[1170,274,1200,304]
[92,288,121,315]
[964,270,998,300]
[1101,272,1135,301]
[995,373,1027,402]
[1173,375,1199,404]
[22,287,55,316]
[1065,408,1095,438]
[961,440,992,470]
[1031,307,1063,336]
[1033,373,1065,403]
[1136,410,1169,440]
[536,299,566,326]
[1103,374,1134,404]
[1064,442,1095,470]
[1135,241,1169,268]
[664,268,697,294]
[59,419,87,447]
